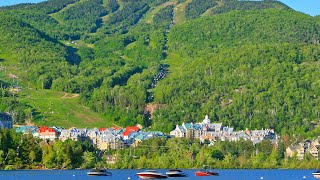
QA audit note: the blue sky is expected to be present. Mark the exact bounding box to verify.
[0,0,45,6]
[279,0,320,16]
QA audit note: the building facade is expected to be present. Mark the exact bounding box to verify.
[170,115,277,145]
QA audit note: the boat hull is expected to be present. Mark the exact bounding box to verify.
[313,173,320,178]
[195,171,219,176]
[87,172,112,176]
[137,173,168,179]
[165,169,187,177]
[167,174,187,177]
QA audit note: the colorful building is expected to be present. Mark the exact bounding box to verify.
[34,126,58,141]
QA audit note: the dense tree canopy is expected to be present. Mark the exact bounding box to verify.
[153,9,320,133]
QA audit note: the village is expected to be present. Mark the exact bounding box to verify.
[1,112,320,160]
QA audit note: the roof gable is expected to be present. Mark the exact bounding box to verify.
[123,126,140,136]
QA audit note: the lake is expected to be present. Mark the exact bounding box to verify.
[0,169,317,180]
[0,0,46,7]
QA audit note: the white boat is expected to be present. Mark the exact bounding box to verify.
[313,171,320,178]
[165,169,187,177]
[87,168,112,176]
[137,170,167,179]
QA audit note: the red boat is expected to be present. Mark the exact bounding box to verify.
[195,169,219,176]
[137,170,168,179]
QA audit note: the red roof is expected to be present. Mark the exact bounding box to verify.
[123,130,133,136]
[99,128,107,132]
[126,126,139,132]
[38,126,56,133]
[122,126,139,136]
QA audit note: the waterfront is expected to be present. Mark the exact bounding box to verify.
[0,169,317,180]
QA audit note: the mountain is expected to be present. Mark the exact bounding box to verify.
[0,0,319,137]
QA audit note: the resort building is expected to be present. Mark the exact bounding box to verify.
[286,139,320,160]
[34,126,58,141]
[170,115,277,145]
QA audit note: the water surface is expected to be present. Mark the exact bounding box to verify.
[0,169,317,180]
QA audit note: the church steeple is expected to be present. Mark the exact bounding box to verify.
[203,115,211,124]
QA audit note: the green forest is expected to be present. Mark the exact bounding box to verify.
[0,0,320,138]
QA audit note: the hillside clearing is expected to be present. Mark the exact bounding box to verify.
[173,0,192,24]
[18,89,114,128]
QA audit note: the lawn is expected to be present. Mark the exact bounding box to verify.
[18,89,114,128]
[173,0,192,24]
[163,53,186,77]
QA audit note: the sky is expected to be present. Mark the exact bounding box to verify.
[0,0,46,7]
[278,0,320,16]
[0,0,319,16]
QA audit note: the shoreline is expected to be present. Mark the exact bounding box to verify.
[1,168,318,171]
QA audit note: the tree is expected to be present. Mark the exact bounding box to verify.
[82,151,96,169]
[29,151,36,164]
[256,140,273,156]
[211,149,224,160]
[0,150,4,167]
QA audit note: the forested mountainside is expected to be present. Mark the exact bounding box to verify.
[0,0,319,137]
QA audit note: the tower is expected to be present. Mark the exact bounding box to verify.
[203,115,211,124]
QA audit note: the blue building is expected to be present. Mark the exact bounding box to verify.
[0,113,13,129]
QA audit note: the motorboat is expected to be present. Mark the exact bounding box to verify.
[87,168,112,176]
[195,169,219,176]
[137,170,168,179]
[313,170,320,178]
[166,169,187,177]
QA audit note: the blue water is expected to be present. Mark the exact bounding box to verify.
[0,169,317,180]
[0,0,46,7]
